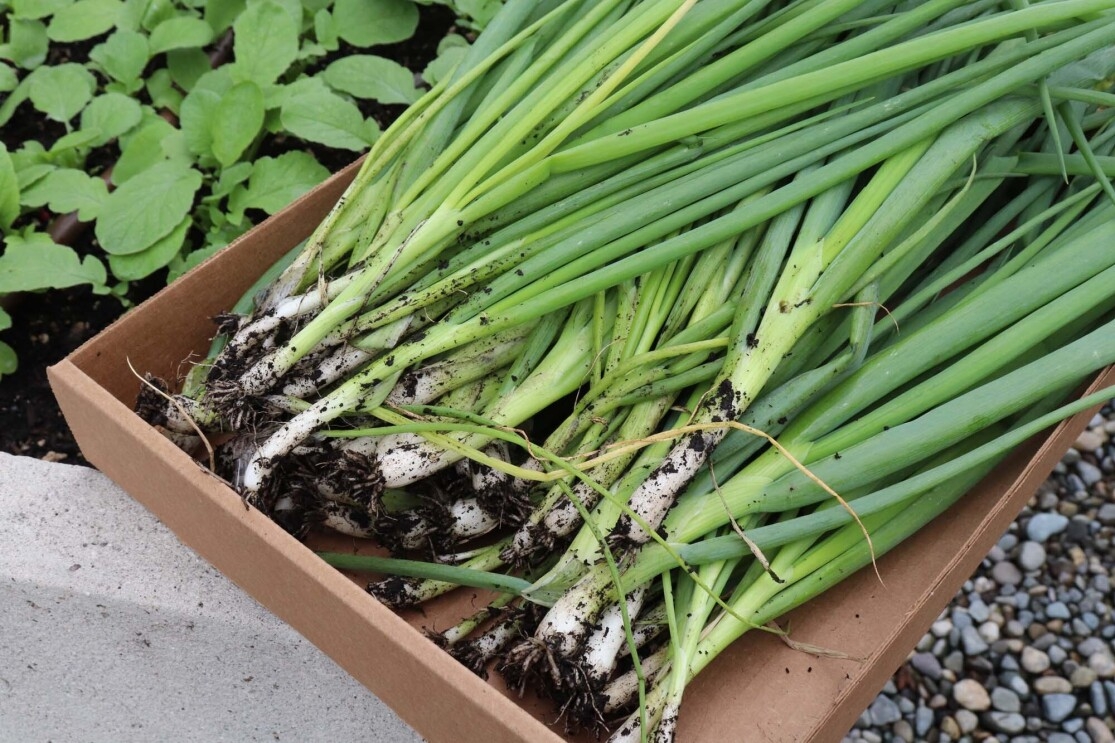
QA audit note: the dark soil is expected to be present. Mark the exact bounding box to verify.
[0,5,463,465]
[0,288,137,464]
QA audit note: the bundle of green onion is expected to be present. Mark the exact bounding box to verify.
[141,0,1115,739]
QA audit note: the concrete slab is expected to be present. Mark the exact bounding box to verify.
[0,452,422,743]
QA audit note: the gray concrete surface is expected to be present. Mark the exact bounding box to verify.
[0,452,423,743]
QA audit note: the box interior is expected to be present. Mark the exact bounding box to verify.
[50,164,1113,743]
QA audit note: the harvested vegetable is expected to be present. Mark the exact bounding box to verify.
[140,1,1115,739]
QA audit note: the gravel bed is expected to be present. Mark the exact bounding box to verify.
[845,405,1115,743]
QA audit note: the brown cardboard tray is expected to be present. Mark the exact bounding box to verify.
[48,162,1114,743]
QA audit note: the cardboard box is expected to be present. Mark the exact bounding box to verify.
[49,163,1114,743]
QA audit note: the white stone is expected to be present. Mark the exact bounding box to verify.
[954,680,991,712]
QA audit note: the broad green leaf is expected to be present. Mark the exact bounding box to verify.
[140,0,177,31]
[15,163,53,191]
[280,79,377,151]
[20,168,109,221]
[211,81,265,167]
[333,0,417,48]
[181,88,223,157]
[0,79,30,127]
[297,42,327,63]
[270,0,304,27]
[203,202,228,230]
[0,66,18,93]
[167,48,211,91]
[116,0,148,31]
[179,66,234,158]
[95,161,201,255]
[28,63,97,123]
[79,92,143,146]
[0,144,18,230]
[0,232,108,293]
[46,0,125,43]
[0,308,10,333]
[145,68,183,113]
[2,18,49,69]
[205,0,247,33]
[89,29,149,88]
[168,242,223,282]
[208,161,253,200]
[12,142,54,189]
[233,0,299,85]
[301,0,332,12]
[454,0,500,28]
[313,8,338,51]
[322,55,420,104]
[148,15,214,55]
[114,117,180,183]
[229,151,328,217]
[0,340,16,378]
[49,128,104,154]
[159,126,191,164]
[10,0,70,19]
[108,216,190,280]
[423,43,467,87]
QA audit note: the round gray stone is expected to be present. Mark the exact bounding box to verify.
[961,626,989,656]
[992,561,1023,586]
[1096,502,1115,525]
[1075,460,1103,486]
[911,652,943,680]
[1091,681,1108,717]
[1045,601,1071,620]
[991,687,1021,713]
[869,694,902,726]
[915,706,935,737]
[955,707,979,732]
[1018,541,1047,572]
[987,711,1026,734]
[1040,693,1077,723]
[969,599,991,623]
[1026,513,1069,542]
[1079,638,1108,656]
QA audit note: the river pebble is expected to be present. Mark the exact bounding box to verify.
[1087,716,1115,743]
[990,687,1020,713]
[953,679,991,711]
[1018,541,1047,571]
[1021,647,1051,674]
[1034,676,1073,694]
[1026,513,1069,542]
[1041,694,1077,723]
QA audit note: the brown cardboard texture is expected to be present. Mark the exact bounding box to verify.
[49,162,1114,743]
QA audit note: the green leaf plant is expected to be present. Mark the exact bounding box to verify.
[0,0,499,380]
